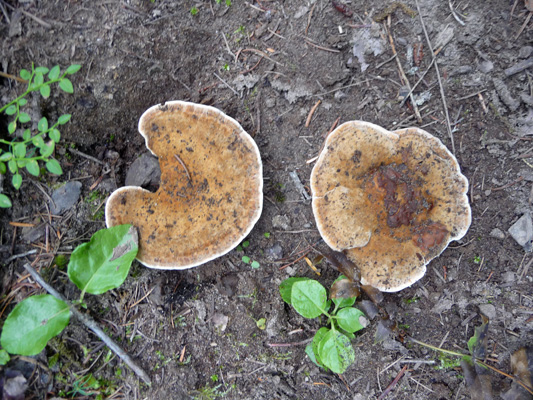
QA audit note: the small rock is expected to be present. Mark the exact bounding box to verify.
[478,60,494,74]
[211,313,229,332]
[272,214,290,230]
[489,228,505,240]
[502,271,515,283]
[284,266,297,276]
[478,304,496,321]
[508,213,533,251]
[22,223,46,243]
[125,153,161,187]
[49,181,82,215]
[265,242,283,260]
[519,46,533,59]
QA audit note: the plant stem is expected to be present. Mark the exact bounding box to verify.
[22,263,151,385]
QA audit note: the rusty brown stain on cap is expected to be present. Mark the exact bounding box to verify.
[311,121,471,292]
[105,101,263,269]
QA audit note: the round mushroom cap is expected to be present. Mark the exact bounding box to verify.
[105,101,263,269]
[311,121,471,292]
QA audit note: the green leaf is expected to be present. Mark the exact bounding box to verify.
[34,72,44,86]
[32,136,45,148]
[12,174,22,190]
[291,280,328,319]
[66,64,82,75]
[40,85,51,99]
[48,65,60,80]
[8,121,16,134]
[251,260,260,269]
[45,159,62,175]
[20,69,31,80]
[0,349,10,365]
[331,275,357,308]
[305,343,322,369]
[34,66,49,74]
[317,329,355,374]
[7,159,17,173]
[26,160,40,177]
[312,327,330,370]
[467,315,489,359]
[17,98,27,106]
[242,240,250,248]
[0,294,70,356]
[40,142,55,158]
[68,225,138,296]
[0,162,6,174]
[242,255,250,264]
[49,128,60,143]
[0,194,12,208]
[13,143,26,158]
[18,112,31,123]
[336,307,367,333]
[59,78,74,94]
[57,114,71,125]
[23,129,31,140]
[5,105,16,115]
[16,159,27,168]
[279,277,310,304]
[0,152,13,162]
[38,117,48,132]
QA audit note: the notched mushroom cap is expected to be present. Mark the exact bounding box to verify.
[311,121,471,292]
[105,101,263,269]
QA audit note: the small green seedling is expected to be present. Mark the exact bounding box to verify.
[237,240,260,269]
[0,224,138,356]
[215,0,231,6]
[190,6,199,16]
[279,276,367,374]
[0,63,81,208]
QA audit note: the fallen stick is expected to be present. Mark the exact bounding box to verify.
[22,263,151,385]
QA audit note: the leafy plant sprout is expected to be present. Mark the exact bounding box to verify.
[280,276,368,374]
[0,63,81,208]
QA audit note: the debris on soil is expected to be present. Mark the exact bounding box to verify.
[125,152,161,188]
[49,181,82,215]
[509,213,533,252]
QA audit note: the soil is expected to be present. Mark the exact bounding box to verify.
[1,0,533,399]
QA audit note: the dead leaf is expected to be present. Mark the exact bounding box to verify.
[501,347,533,400]
[330,278,360,299]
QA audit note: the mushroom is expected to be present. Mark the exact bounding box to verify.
[105,101,263,269]
[311,121,471,292]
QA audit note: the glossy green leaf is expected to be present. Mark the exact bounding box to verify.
[13,143,26,158]
[0,194,12,208]
[8,121,16,134]
[12,174,22,190]
[34,72,44,86]
[317,329,354,374]
[0,294,70,356]
[38,117,48,132]
[48,65,60,80]
[20,69,31,80]
[291,280,328,319]
[40,85,51,98]
[26,160,40,177]
[17,98,27,106]
[23,129,31,141]
[0,349,10,365]
[0,152,13,162]
[18,112,31,123]
[59,78,74,94]
[0,162,6,174]
[16,159,27,168]
[40,142,55,158]
[305,343,322,369]
[68,225,138,296]
[331,276,358,308]
[45,159,62,175]
[66,64,82,75]
[49,129,60,143]
[34,66,49,74]
[57,114,71,125]
[7,159,17,173]
[336,307,367,333]
[279,277,309,304]
[312,327,330,370]
[5,105,16,115]
[32,136,45,148]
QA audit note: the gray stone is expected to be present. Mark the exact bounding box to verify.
[502,271,515,283]
[489,228,505,240]
[508,213,533,251]
[272,214,290,230]
[478,60,494,74]
[125,153,161,187]
[519,46,533,59]
[478,303,496,321]
[49,181,82,215]
[265,242,283,260]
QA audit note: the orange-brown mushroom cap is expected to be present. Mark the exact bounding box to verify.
[105,101,263,269]
[311,121,471,292]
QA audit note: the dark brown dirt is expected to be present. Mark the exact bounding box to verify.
[1,0,533,399]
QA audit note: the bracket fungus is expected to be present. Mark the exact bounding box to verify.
[311,121,471,292]
[105,101,263,269]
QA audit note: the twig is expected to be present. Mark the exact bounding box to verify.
[304,38,340,53]
[306,2,316,36]
[384,24,422,123]
[68,148,106,165]
[20,8,52,29]
[2,249,39,266]
[174,154,191,182]
[455,89,487,101]
[504,57,533,77]
[22,263,151,385]
[414,0,456,154]
[399,58,436,107]
[221,32,236,63]
[0,71,27,83]
[237,48,282,66]
[448,0,465,26]
[515,12,532,41]
[378,365,408,399]
[267,337,313,347]
[305,100,321,127]
[314,79,371,97]
[490,176,524,191]
[240,56,263,75]
[213,72,239,96]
